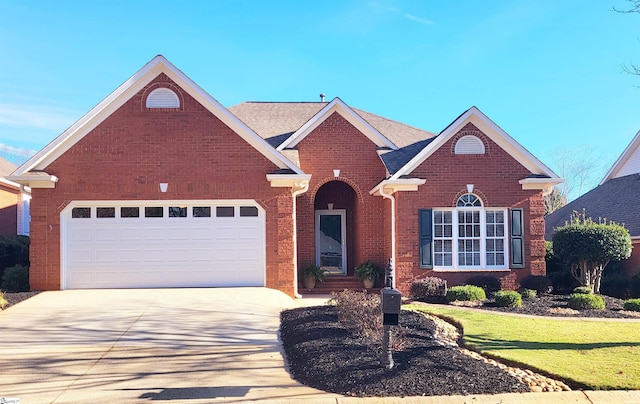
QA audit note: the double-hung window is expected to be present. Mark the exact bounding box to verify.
[420,194,518,270]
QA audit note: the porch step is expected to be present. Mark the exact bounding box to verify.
[299,275,381,295]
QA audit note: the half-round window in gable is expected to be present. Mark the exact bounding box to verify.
[454,135,485,155]
[146,88,180,108]
[456,193,482,207]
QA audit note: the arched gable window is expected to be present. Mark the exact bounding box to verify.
[454,135,485,155]
[146,87,180,108]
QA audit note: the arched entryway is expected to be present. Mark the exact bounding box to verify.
[314,181,357,275]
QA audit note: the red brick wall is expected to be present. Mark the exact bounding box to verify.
[0,185,19,235]
[394,122,547,293]
[30,74,296,295]
[295,112,390,276]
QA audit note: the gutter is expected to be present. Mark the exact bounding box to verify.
[377,186,396,289]
[292,181,310,298]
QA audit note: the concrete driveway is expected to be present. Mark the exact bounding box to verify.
[0,288,337,403]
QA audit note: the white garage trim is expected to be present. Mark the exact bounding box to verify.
[60,200,266,289]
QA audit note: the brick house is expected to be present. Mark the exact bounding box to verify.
[9,56,562,296]
[0,157,30,236]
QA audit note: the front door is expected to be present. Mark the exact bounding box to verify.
[315,210,347,275]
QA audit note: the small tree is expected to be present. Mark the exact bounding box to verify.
[552,211,632,293]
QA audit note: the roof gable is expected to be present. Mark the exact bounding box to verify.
[390,106,559,180]
[276,98,398,151]
[13,55,302,176]
[601,130,640,184]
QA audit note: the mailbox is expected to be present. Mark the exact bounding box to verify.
[381,287,402,326]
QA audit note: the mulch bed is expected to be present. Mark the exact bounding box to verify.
[280,305,529,397]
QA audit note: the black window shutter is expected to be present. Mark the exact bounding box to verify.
[419,209,433,268]
[509,208,525,268]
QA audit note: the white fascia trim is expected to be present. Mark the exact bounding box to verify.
[391,107,560,180]
[600,129,640,185]
[14,55,302,176]
[519,177,565,195]
[7,173,58,189]
[276,97,397,151]
[266,174,311,191]
[0,177,21,190]
[370,178,426,196]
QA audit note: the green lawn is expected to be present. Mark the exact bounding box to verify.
[404,304,640,390]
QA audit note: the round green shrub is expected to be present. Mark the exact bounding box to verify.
[519,288,537,299]
[495,291,522,308]
[623,298,640,312]
[573,286,593,295]
[446,285,486,302]
[567,293,605,310]
[1,264,29,292]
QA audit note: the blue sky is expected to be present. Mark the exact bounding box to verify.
[0,1,638,198]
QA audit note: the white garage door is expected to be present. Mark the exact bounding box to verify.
[60,200,265,289]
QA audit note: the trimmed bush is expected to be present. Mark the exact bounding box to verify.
[573,286,593,295]
[330,290,382,339]
[465,275,501,296]
[623,298,640,312]
[1,265,29,292]
[631,273,640,298]
[410,277,447,299]
[600,274,631,299]
[495,291,522,308]
[446,285,486,303]
[520,288,537,299]
[567,293,605,310]
[0,235,30,282]
[520,275,553,295]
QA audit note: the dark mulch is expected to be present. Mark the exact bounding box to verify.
[280,305,529,397]
[465,294,639,319]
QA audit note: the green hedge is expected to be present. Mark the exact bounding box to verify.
[623,298,640,312]
[495,291,523,308]
[446,285,486,303]
[568,293,605,310]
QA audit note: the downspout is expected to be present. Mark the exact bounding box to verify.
[378,185,396,289]
[292,181,310,298]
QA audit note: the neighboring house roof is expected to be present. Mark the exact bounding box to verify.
[10,55,303,187]
[0,157,17,177]
[601,130,640,184]
[545,173,640,240]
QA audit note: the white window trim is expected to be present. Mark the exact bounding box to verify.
[432,207,509,271]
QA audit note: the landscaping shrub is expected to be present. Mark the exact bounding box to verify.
[446,285,486,303]
[410,276,447,299]
[519,288,537,299]
[1,265,29,292]
[623,298,640,312]
[464,275,500,296]
[567,293,605,310]
[520,275,553,295]
[494,291,522,308]
[330,290,382,339]
[631,273,640,298]
[600,261,631,299]
[573,286,593,295]
[0,235,29,281]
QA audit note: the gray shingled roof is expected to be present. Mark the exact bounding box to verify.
[545,173,640,239]
[228,101,438,174]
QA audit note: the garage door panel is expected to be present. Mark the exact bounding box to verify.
[63,201,265,289]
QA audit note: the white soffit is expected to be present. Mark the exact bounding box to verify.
[277,97,398,151]
[391,107,560,180]
[13,55,303,176]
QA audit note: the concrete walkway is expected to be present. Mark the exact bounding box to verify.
[0,289,638,403]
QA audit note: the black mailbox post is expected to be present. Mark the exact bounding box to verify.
[381,287,401,326]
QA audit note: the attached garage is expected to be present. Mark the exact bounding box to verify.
[60,200,266,289]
